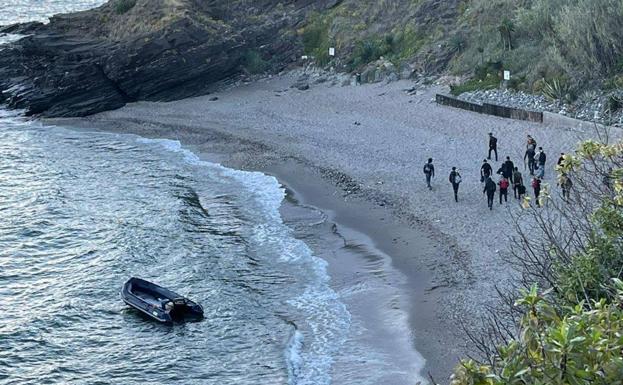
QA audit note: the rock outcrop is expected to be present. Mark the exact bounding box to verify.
[0,0,462,117]
[0,0,340,117]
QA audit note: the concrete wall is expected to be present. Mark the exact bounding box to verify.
[436,94,543,123]
[542,111,606,131]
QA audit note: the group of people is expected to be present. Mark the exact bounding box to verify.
[422,133,573,210]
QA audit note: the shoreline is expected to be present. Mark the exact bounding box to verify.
[50,117,461,382]
[44,71,610,382]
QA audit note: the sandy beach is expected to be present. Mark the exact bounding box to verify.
[47,72,605,382]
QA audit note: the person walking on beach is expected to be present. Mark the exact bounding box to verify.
[532,177,542,207]
[560,173,573,201]
[536,147,547,176]
[488,133,498,161]
[423,158,435,190]
[535,163,545,179]
[512,167,523,199]
[501,156,514,183]
[527,135,537,150]
[481,159,492,182]
[524,146,536,175]
[483,176,497,210]
[498,176,510,204]
[449,167,462,202]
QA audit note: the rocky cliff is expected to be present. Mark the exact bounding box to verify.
[0,0,462,117]
[0,0,342,116]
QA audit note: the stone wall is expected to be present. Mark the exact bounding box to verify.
[436,94,543,123]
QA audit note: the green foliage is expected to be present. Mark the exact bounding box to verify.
[451,137,623,384]
[453,0,623,89]
[114,0,136,14]
[451,283,623,385]
[348,37,390,69]
[241,50,269,74]
[300,14,332,67]
[607,95,623,112]
[540,77,573,103]
[346,28,426,70]
[450,63,501,95]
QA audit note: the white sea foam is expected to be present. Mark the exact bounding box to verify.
[137,137,352,385]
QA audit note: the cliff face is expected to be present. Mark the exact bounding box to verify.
[0,0,462,117]
[0,0,341,116]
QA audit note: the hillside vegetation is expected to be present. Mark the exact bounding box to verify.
[305,0,623,96]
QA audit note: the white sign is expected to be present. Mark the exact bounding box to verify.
[329,47,335,57]
[503,70,511,80]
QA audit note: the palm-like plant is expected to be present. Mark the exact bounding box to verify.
[498,18,515,51]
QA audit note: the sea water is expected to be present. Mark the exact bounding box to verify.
[0,2,426,384]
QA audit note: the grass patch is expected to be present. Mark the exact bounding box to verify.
[114,0,136,14]
[241,50,269,74]
[300,14,332,67]
[347,28,427,71]
[450,74,500,96]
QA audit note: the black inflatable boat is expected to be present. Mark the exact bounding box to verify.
[121,277,204,323]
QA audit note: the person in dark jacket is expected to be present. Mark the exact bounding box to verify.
[560,173,573,201]
[512,167,523,199]
[423,158,435,190]
[524,146,536,175]
[488,133,498,161]
[449,167,462,202]
[481,159,493,182]
[483,176,497,210]
[501,156,514,182]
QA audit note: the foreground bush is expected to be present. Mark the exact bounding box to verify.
[449,136,623,384]
[451,283,623,385]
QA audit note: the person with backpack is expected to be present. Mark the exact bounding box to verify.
[501,156,514,182]
[524,146,536,175]
[483,176,497,210]
[423,158,435,190]
[512,167,523,199]
[532,177,542,207]
[488,133,498,161]
[449,167,462,202]
[498,176,510,204]
[481,159,492,182]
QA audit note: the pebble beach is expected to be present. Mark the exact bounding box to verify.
[49,72,615,381]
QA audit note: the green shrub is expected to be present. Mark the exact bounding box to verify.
[114,0,136,14]
[451,282,623,385]
[507,75,526,91]
[300,15,332,67]
[241,50,269,74]
[450,74,500,96]
[349,38,390,69]
[541,77,574,103]
[607,95,623,112]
